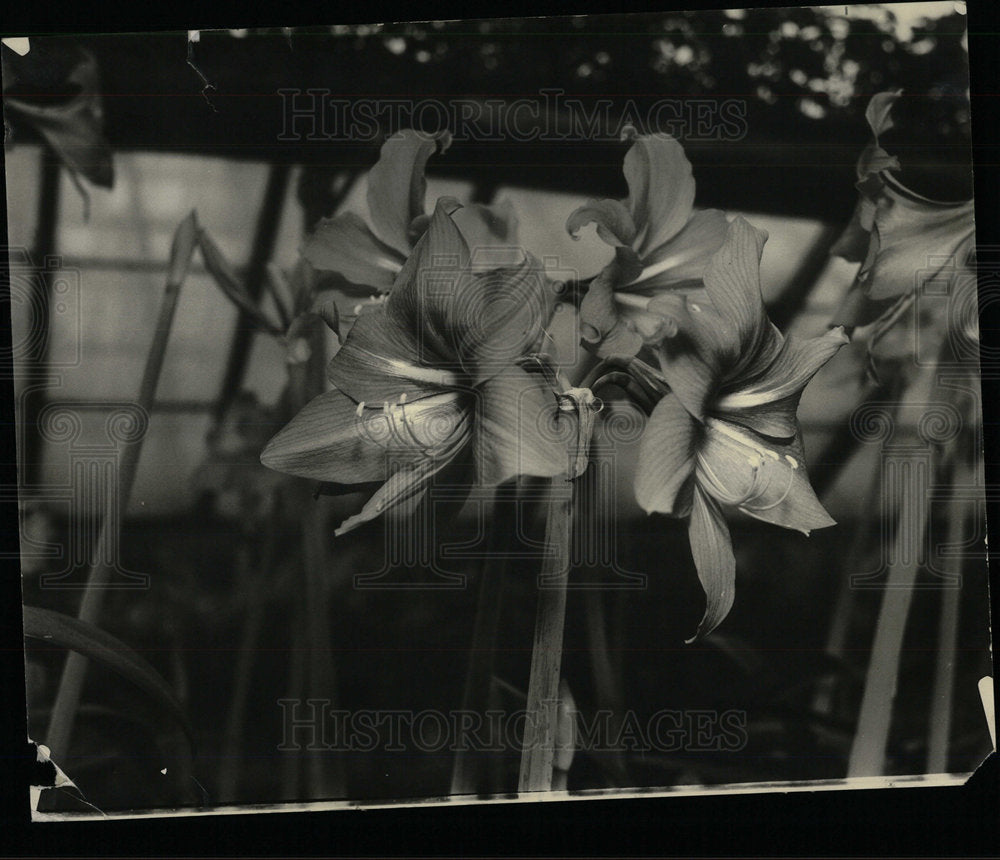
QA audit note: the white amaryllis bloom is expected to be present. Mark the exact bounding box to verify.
[262,200,580,536]
[566,127,729,358]
[832,90,976,328]
[633,217,847,641]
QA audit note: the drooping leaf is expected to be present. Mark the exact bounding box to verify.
[198,228,283,335]
[22,605,193,742]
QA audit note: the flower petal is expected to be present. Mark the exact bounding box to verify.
[453,199,521,251]
[386,198,472,363]
[647,293,732,420]
[260,387,392,483]
[865,89,903,141]
[455,255,557,384]
[686,486,736,642]
[566,198,637,247]
[634,392,697,516]
[701,216,772,371]
[334,454,455,537]
[627,208,730,291]
[326,309,457,404]
[856,142,901,185]
[863,188,976,303]
[714,327,849,436]
[831,287,897,329]
[579,253,646,359]
[830,198,875,263]
[623,134,696,258]
[301,212,403,293]
[367,129,452,255]
[698,418,835,535]
[472,366,570,485]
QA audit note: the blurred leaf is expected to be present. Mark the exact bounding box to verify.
[168,211,200,287]
[197,228,283,334]
[3,47,114,188]
[22,605,194,743]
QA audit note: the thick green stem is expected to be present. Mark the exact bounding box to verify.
[518,479,574,793]
[45,213,198,763]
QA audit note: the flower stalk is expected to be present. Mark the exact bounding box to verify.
[518,477,575,793]
[45,211,199,763]
[846,356,943,777]
[450,484,518,796]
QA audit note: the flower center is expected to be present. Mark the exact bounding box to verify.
[697,418,799,510]
[353,392,469,457]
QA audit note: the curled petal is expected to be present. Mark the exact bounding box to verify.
[686,486,736,642]
[367,129,452,255]
[472,366,570,485]
[856,142,901,185]
[865,90,903,141]
[634,393,697,516]
[301,212,403,293]
[567,198,637,247]
[579,252,646,359]
[623,134,697,258]
[260,387,392,483]
[698,419,835,535]
[334,454,456,537]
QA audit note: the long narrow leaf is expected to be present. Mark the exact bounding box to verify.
[23,605,194,743]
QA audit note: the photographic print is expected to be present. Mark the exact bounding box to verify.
[3,1,995,821]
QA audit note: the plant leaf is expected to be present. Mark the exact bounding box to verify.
[22,605,194,743]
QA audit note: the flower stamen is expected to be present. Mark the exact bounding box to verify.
[696,452,758,506]
[744,458,798,511]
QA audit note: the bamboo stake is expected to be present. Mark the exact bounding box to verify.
[45,212,199,763]
[518,479,574,793]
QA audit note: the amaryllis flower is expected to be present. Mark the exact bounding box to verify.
[261,200,577,535]
[832,90,976,329]
[566,128,729,358]
[632,217,847,640]
[302,129,518,295]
